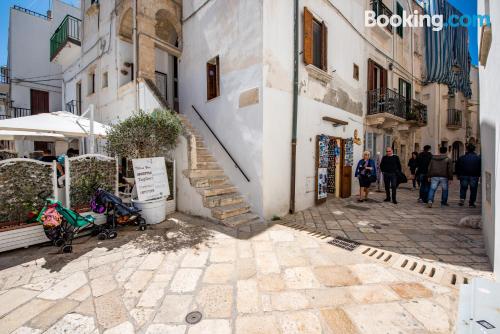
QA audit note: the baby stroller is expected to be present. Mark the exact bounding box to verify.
[36,198,109,253]
[92,188,147,232]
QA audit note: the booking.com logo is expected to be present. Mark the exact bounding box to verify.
[365,10,491,31]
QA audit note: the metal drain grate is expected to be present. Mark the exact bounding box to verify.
[328,236,360,251]
[185,311,202,325]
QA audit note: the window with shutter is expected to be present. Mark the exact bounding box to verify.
[206,56,220,101]
[396,3,404,38]
[303,7,328,71]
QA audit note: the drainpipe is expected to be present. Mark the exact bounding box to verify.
[290,0,299,214]
[132,0,139,111]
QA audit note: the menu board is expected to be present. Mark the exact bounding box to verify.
[132,157,170,201]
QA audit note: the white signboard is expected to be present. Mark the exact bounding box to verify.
[132,157,170,201]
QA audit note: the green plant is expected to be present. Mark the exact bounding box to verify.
[106,109,182,159]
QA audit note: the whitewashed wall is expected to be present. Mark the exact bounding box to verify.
[180,0,265,216]
[478,0,500,279]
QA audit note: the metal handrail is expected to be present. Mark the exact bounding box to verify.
[191,105,250,182]
[13,5,49,20]
[50,15,82,60]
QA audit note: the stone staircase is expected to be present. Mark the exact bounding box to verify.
[142,78,260,227]
[178,113,260,227]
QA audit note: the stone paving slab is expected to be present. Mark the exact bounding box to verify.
[0,211,491,333]
[283,183,492,276]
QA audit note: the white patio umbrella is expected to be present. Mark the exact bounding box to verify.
[0,130,65,141]
[0,111,109,138]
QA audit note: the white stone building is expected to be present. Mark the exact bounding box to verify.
[3,1,80,154]
[51,0,477,224]
[478,0,499,279]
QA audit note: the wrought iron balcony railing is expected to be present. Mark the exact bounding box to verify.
[65,100,81,116]
[50,15,82,61]
[13,5,49,20]
[407,99,428,125]
[447,109,463,128]
[11,107,31,118]
[370,0,393,32]
[368,88,407,119]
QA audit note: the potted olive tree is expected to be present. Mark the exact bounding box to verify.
[107,109,182,224]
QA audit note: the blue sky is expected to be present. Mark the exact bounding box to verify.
[0,0,480,66]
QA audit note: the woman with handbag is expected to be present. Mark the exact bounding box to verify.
[355,151,377,202]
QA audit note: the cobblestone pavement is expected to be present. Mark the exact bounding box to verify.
[0,212,467,334]
[283,182,492,276]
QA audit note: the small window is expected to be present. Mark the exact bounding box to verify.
[353,64,359,81]
[102,72,108,88]
[303,7,328,71]
[396,3,404,38]
[88,71,95,95]
[206,56,220,101]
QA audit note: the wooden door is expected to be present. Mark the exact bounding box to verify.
[30,89,49,115]
[340,139,352,198]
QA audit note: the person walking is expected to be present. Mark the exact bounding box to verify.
[380,147,402,204]
[427,146,454,208]
[416,145,433,203]
[355,151,377,202]
[408,152,418,190]
[455,144,481,208]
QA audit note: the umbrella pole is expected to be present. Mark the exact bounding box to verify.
[89,104,95,154]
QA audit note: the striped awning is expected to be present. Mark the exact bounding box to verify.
[422,0,472,98]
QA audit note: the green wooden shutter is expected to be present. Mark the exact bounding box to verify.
[396,3,404,38]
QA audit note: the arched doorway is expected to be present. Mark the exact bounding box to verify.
[153,9,180,111]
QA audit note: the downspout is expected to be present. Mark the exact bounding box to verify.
[132,0,138,111]
[290,0,299,213]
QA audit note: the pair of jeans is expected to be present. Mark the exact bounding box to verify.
[460,176,479,205]
[427,177,449,205]
[419,174,430,202]
[383,172,398,201]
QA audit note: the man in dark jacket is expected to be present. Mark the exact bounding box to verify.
[455,144,481,208]
[427,146,454,208]
[416,145,432,203]
[380,147,402,204]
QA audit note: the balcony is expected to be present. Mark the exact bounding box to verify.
[367,88,428,128]
[0,108,31,120]
[65,100,81,116]
[447,109,463,129]
[50,15,81,68]
[407,100,428,126]
[370,0,393,39]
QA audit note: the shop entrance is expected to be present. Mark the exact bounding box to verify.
[316,135,353,204]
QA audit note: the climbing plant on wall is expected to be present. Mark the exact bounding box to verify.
[69,156,117,211]
[0,160,53,225]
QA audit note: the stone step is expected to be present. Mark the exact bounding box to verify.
[197,148,210,155]
[197,154,216,162]
[204,193,244,208]
[212,202,251,220]
[197,161,220,169]
[218,213,260,228]
[187,169,225,178]
[199,184,238,197]
[190,175,228,188]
